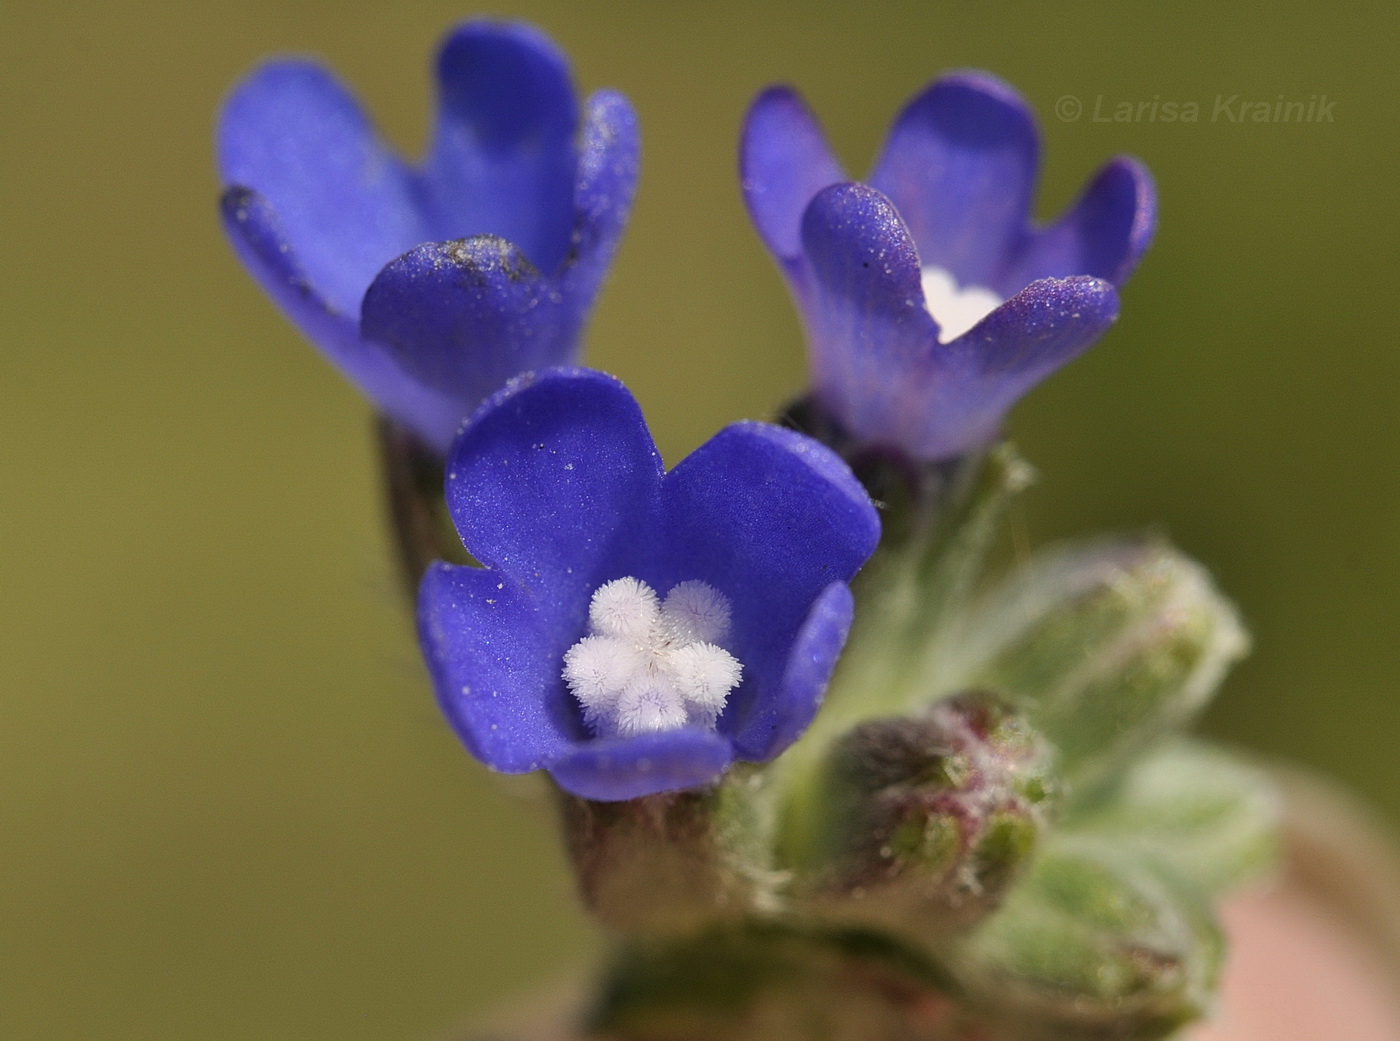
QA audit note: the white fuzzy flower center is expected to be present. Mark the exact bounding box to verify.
[563,577,743,738]
[920,266,1003,343]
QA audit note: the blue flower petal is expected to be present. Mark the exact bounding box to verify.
[359,238,578,450]
[217,61,423,318]
[1005,156,1157,293]
[442,368,665,611]
[918,276,1120,457]
[420,562,587,773]
[219,187,466,443]
[798,183,1120,459]
[559,90,642,317]
[418,370,881,795]
[547,729,735,801]
[421,22,579,274]
[218,186,348,336]
[960,276,1120,378]
[660,420,879,748]
[219,24,640,450]
[735,582,855,761]
[741,71,1153,463]
[741,86,846,260]
[797,182,941,440]
[868,72,1040,288]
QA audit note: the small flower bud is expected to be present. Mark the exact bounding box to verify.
[949,537,1248,793]
[788,691,1060,935]
[955,839,1223,1041]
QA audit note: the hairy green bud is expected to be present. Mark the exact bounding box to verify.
[956,838,1223,1040]
[947,538,1248,793]
[1067,740,1282,896]
[788,691,1060,936]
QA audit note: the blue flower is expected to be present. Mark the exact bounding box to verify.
[741,73,1156,462]
[417,368,880,801]
[217,21,640,451]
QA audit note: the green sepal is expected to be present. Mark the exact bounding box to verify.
[836,444,1035,711]
[1065,739,1282,897]
[780,445,1034,792]
[955,837,1224,1041]
[588,924,977,1041]
[557,767,781,936]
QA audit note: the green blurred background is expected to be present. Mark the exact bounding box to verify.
[2,0,1395,1037]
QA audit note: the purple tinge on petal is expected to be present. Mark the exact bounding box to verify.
[559,89,642,311]
[741,86,846,260]
[868,72,1040,288]
[219,187,466,445]
[360,238,581,447]
[732,582,855,761]
[420,21,579,273]
[1003,156,1157,293]
[905,276,1121,459]
[796,182,940,439]
[439,368,665,611]
[219,186,331,323]
[547,729,735,801]
[420,562,588,773]
[217,61,424,318]
[660,420,879,757]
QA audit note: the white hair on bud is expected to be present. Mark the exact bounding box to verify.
[588,576,659,642]
[562,577,744,738]
[920,265,1003,344]
[662,580,732,644]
